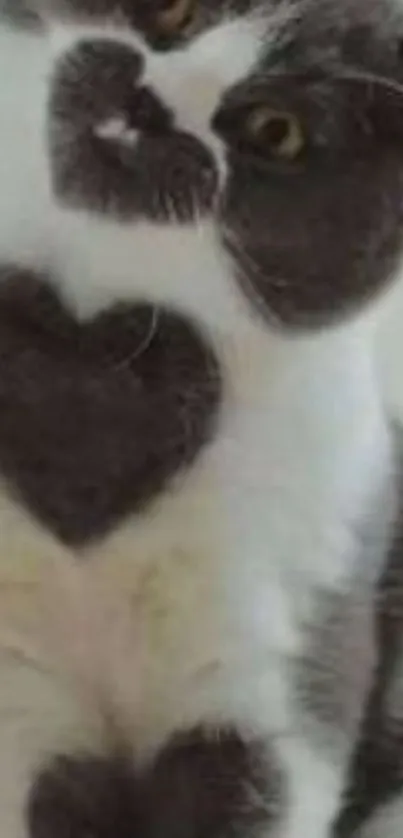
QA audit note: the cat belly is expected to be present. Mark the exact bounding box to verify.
[0,446,377,838]
[0,520,344,838]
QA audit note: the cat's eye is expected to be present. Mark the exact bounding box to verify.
[155,0,194,33]
[245,106,305,160]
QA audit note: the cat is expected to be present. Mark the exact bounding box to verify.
[0,0,403,836]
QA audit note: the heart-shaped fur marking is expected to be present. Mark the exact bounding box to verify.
[0,268,221,546]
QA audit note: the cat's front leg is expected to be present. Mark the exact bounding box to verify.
[48,37,217,224]
[0,647,98,838]
[0,556,113,838]
[27,724,282,838]
[27,724,345,838]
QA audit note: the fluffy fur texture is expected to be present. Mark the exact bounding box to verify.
[0,1,403,836]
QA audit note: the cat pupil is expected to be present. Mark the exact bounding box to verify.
[244,109,305,160]
[262,117,290,148]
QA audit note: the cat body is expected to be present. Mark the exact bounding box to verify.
[0,2,402,836]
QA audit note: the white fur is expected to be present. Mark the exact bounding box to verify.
[0,13,396,837]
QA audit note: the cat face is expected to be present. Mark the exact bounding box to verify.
[36,0,403,328]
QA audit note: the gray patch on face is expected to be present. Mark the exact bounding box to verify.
[28,727,284,838]
[215,0,403,329]
[49,39,218,222]
[47,0,403,327]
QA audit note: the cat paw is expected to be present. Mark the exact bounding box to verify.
[47,38,217,221]
[28,753,143,838]
[28,728,280,838]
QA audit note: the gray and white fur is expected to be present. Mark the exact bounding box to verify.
[0,1,403,836]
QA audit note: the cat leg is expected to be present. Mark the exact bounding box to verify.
[28,723,347,838]
[28,724,283,838]
[0,551,117,838]
[0,647,100,838]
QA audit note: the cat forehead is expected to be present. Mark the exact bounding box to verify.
[46,12,264,81]
[280,0,403,66]
[36,0,403,80]
[34,0,403,31]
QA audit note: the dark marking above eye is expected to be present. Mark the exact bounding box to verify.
[0,267,221,546]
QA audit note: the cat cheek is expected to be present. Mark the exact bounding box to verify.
[363,87,403,146]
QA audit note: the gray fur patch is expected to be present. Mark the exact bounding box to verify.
[334,440,403,836]
[296,473,396,756]
[49,39,218,222]
[297,586,376,754]
[0,267,221,545]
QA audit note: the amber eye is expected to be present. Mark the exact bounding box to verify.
[246,106,305,160]
[156,0,194,33]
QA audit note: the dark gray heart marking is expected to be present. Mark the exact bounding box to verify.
[0,268,221,546]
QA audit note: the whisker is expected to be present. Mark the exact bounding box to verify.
[333,65,403,98]
[112,306,160,371]
[222,227,283,326]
